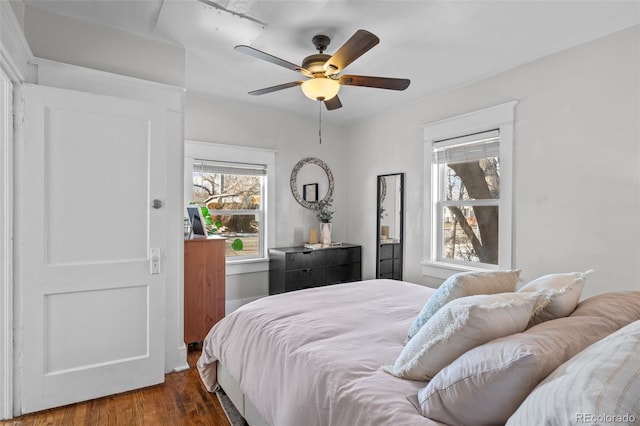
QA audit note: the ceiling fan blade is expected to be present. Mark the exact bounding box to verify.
[324,96,342,110]
[339,75,410,91]
[323,30,380,75]
[248,81,303,96]
[235,45,303,72]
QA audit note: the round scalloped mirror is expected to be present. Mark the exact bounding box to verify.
[290,157,334,209]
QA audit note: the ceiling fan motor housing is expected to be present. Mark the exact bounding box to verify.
[302,53,332,77]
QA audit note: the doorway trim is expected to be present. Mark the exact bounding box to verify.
[0,58,14,423]
[0,1,34,418]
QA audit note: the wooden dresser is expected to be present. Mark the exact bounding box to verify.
[184,237,225,344]
[269,244,361,294]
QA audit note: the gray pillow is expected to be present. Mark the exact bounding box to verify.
[419,315,619,425]
[570,290,640,328]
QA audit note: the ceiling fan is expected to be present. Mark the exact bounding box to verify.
[234,29,410,110]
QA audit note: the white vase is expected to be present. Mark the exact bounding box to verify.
[320,222,332,245]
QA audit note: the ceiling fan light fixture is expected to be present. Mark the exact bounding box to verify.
[301,77,340,101]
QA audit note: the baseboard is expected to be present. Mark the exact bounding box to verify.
[172,344,189,373]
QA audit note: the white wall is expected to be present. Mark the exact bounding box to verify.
[22,5,185,88]
[345,25,640,297]
[185,93,351,304]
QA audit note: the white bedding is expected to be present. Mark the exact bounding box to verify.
[197,279,444,426]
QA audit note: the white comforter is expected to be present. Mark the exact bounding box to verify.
[198,279,445,426]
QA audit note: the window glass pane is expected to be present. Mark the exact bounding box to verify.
[441,205,499,265]
[193,172,261,210]
[210,213,260,257]
[444,158,500,201]
[192,168,264,260]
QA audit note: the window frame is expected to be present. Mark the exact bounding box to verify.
[192,159,266,262]
[185,140,276,275]
[422,102,517,279]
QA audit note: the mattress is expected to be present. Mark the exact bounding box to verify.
[197,279,444,426]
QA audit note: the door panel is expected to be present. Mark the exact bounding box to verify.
[45,286,148,373]
[19,84,166,413]
[44,108,149,265]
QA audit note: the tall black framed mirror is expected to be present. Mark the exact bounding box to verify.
[376,173,404,280]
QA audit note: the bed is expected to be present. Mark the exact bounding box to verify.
[197,276,640,426]
[197,279,443,426]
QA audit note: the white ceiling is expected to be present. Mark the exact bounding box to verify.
[23,0,640,125]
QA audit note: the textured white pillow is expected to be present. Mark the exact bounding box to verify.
[384,292,536,381]
[518,270,591,326]
[507,319,640,426]
[406,270,521,340]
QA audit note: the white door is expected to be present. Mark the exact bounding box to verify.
[18,84,167,413]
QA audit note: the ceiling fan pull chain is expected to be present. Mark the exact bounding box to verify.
[319,101,322,144]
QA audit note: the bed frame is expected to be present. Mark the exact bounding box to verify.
[217,363,269,426]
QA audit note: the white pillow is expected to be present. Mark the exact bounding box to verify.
[384,292,536,381]
[406,270,521,340]
[507,319,640,426]
[518,270,591,326]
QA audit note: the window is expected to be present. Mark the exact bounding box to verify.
[422,102,516,278]
[192,160,265,260]
[433,130,500,267]
[185,141,275,274]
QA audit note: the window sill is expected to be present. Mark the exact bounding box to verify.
[421,260,498,280]
[226,258,269,276]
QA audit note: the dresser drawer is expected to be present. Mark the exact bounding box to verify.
[286,268,326,291]
[286,250,327,270]
[269,244,362,295]
[326,263,361,284]
[326,246,361,266]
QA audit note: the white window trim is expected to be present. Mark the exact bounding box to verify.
[185,140,276,275]
[422,101,517,279]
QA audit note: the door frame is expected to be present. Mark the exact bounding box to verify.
[0,59,14,422]
[11,61,186,415]
[1,1,34,418]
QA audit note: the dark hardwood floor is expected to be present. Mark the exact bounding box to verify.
[1,347,230,426]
